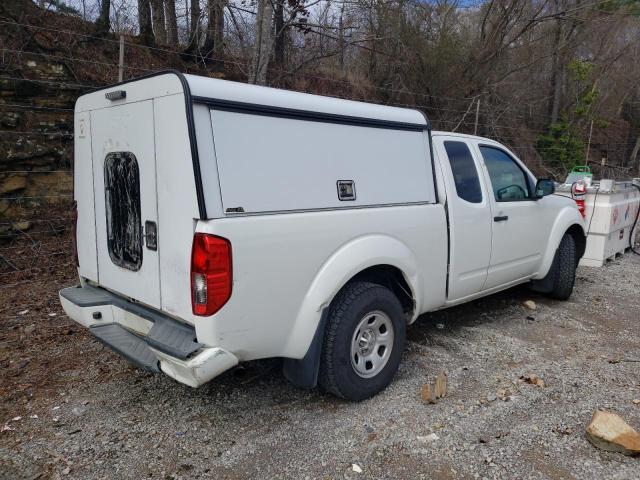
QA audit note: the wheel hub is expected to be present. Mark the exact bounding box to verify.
[350,310,394,378]
[357,329,376,355]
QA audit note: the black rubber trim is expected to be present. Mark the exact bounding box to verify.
[89,70,207,219]
[61,285,201,359]
[193,96,429,132]
[426,127,440,203]
[282,308,329,389]
[90,323,161,373]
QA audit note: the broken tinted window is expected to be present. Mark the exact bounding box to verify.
[104,152,142,271]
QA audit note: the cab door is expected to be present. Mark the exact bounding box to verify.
[434,136,492,300]
[477,144,549,289]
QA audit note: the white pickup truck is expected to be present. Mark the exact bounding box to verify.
[60,71,586,400]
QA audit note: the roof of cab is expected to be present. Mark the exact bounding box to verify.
[184,74,427,127]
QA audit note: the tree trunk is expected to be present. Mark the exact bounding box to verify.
[548,1,564,125]
[338,3,345,76]
[138,0,155,45]
[248,0,274,85]
[185,0,201,53]
[95,0,111,35]
[150,0,167,44]
[273,0,285,66]
[630,134,640,173]
[204,0,225,61]
[165,0,178,45]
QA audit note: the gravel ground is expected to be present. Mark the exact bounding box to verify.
[1,253,640,479]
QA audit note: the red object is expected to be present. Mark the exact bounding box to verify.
[190,233,232,316]
[572,182,587,218]
[71,201,79,267]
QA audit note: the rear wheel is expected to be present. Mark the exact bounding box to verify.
[318,281,406,401]
[535,234,577,300]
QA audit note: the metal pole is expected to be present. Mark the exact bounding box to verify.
[585,119,594,166]
[118,35,125,82]
[474,98,480,136]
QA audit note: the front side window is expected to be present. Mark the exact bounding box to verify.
[480,146,531,201]
[444,141,482,204]
[104,152,142,271]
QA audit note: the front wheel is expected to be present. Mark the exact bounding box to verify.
[318,281,406,401]
[533,233,577,300]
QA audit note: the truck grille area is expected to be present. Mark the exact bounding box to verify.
[104,152,142,271]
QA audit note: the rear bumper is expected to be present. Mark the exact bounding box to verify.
[59,285,238,387]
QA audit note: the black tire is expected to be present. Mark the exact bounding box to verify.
[538,234,577,300]
[318,281,406,401]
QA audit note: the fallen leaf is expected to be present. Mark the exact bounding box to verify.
[519,373,545,388]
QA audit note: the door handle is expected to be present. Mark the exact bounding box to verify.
[144,220,157,250]
[493,215,509,222]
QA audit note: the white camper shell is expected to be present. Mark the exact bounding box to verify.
[61,71,586,400]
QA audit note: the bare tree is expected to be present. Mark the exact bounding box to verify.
[165,0,178,45]
[274,0,285,65]
[249,0,275,85]
[204,0,226,61]
[95,0,111,35]
[185,0,201,53]
[138,0,155,45]
[150,0,167,44]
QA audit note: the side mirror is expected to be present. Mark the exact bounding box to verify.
[535,179,555,199]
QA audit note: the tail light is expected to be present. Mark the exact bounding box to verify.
[573,181,587,219]
[71,201,79,267]
[190,233,232,316]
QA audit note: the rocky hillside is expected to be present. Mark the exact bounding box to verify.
[0,0,211,241]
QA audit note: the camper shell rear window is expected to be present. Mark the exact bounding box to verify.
[104,152,143,271]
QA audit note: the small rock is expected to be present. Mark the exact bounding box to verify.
[17,309,29,316]
[62,466,70,475]
[586,410,640,455]
[0,176,27,195]
[351,464,362,473]
[497,388,511,401]
[519,373,545,388]
[486,393,497,402]
[1,112,21,128]
[523,300,537,310]
[417,433,439,442]
[632,399,640,405]
[436,323,445,330]
[421,372,447,404]
[12,221,31,232]
[24,324,36,335]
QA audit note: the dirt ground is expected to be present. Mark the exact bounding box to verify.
[1,252,640,480]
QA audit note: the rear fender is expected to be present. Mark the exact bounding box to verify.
[283,234,421,358]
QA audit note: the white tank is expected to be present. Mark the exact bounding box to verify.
[579,180,640,267]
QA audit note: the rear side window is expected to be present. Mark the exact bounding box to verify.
[480,146,531,201]
[104,152,142,271]
[444,141,482,203]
